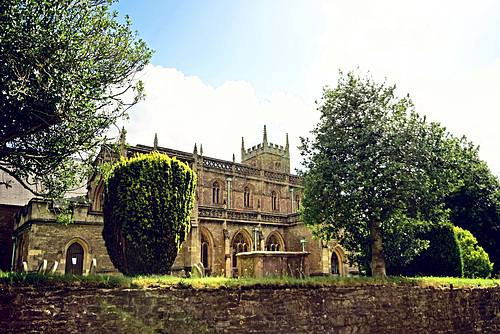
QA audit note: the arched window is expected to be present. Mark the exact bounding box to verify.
[265,233,281,251]
[65,242,84,275]
[271,190,278,211]
[201,232,209,269]
[331,252,340,275]
[244,186,251,207]
[212,182,220,204]
[232,231,250,275]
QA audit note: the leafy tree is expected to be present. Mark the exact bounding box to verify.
[299,70,473,276]
[0,0,152,199]
[454,226,493,278]
[446,159,500,275]
[103,152,197,276]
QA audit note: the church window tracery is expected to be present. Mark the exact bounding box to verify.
[265,233,282,251]
[232,231,250,276]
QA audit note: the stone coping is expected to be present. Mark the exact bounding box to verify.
[236,251,310,257]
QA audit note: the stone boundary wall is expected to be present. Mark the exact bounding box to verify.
[1,284,499,333]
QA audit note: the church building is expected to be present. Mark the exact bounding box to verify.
[5,127,354,277]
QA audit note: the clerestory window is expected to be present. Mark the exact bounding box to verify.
[213,182,220,204]
[271,190,278,211]
[244,186,251,207]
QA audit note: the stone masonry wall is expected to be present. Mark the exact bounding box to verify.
[1,284,499,333]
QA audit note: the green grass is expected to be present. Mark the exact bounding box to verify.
[1,270,499,289]
[0,270,133,288]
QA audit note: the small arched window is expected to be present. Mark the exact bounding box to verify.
[244,186,251,207]
[212,182,220,204]
[271,190,278,211]
[295,195,300,212]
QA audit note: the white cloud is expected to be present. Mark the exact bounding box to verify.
[305,0,500,177]
[116,64,318,172]
[410,57,500,175]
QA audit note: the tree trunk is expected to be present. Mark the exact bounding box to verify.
[369,220,386,277]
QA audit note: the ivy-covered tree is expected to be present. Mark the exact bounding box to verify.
[454,226,493,278]
[299,70,474,276]
[103,152,197,275]
[0,0,152,199]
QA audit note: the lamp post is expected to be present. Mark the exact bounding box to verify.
[253,226,259,251]
[300,237,306,252]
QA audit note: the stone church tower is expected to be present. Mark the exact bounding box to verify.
[241,125,290,173]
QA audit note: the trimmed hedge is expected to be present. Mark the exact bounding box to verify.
[399,222,463,277]
[103,152,197,275]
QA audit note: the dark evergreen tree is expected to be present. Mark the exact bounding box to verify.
[392,222,463,277]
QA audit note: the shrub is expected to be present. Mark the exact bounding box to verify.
[399,222,463,277]
[103,152,197,275]
[454,226,493,278]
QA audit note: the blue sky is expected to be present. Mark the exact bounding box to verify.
[110,0,500,176]
[112,0,326,101]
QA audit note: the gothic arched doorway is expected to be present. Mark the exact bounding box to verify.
[65,242,84,275]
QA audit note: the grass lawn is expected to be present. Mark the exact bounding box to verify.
[1,270,499,289]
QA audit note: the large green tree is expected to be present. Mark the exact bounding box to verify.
[299,70,473,276]
[103,152,197,276]
[0,0,152,199]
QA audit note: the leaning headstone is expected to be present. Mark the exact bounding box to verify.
[90,258,97,274]
[191,263,203,278]
[22,262,28,274]
[48,261,58,275]
[198,262,205,276]
[37,259,47,274]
